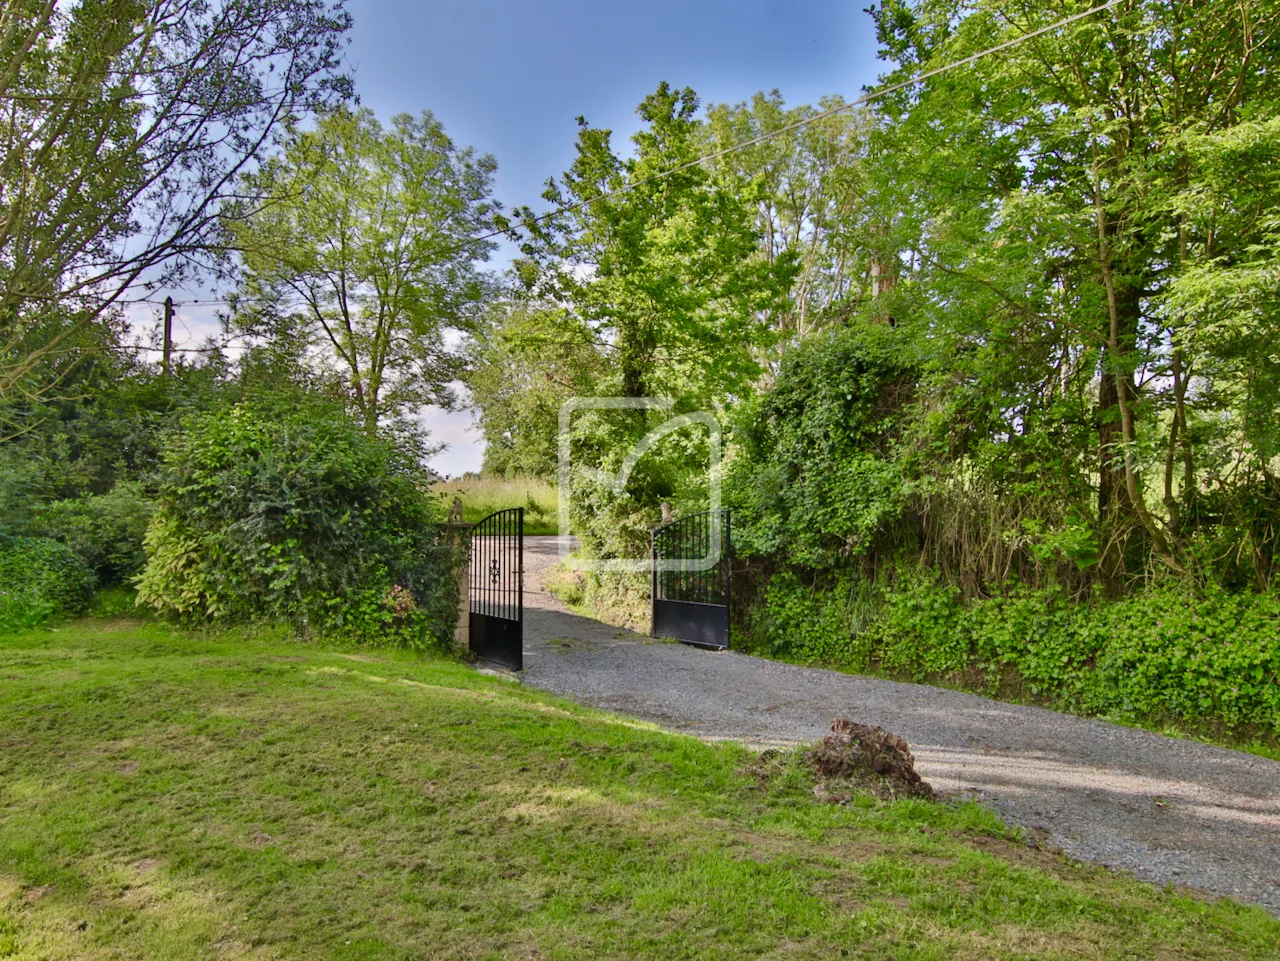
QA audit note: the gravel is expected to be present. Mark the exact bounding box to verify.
[513,536,1280,917]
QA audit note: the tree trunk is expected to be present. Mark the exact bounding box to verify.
[869,223,897,325]
[1095,198,1175,571]
[619,319,653,398]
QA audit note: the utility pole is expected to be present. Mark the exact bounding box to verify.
[162,296,174,376]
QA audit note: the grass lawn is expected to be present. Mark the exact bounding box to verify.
[434,476,558,535]
[1,621,1277,960]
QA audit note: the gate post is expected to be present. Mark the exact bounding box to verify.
[445,516,472,651]
[650,525,657,638]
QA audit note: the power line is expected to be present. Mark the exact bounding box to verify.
[121,0,1120,310]
[118,344,232,354]
[120,297,234,306]
[472,0,1121,252]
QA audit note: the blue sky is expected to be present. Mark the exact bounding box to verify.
[160,0,888,475]
[345,0,884,233]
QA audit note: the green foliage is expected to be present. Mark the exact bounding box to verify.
[558,401,719,623]
[468,301,604,479]
[745,570,877,667]
[0,445,38,535]
[227,106,498,434]
[89,585,140,619]
[1085,589,1280,733]
[33,481,155,585]
[729,324,917,567]
[497,83,801,573]
[512,82,797,402]
[480,5,1280,602]
[2,351,232,504]
[747,572,1280,736]
[706,7,1280,751]
[862,0,1280,581]
[0,535,95,630]
[703,91,880,348]
[135,394,458,648]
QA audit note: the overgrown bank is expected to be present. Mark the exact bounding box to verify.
[727,325,1280,749]
[740,573,1280,749]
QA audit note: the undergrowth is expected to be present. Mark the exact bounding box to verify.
[742,570,1280,755]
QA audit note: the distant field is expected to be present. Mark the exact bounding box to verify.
[434,475,558,534]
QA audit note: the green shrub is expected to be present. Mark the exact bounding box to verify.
[866,573,967,678]
[0,447,38,536]
[136,394,459,648]
[743,570,877,668]
[33,481,155,584]
[1086,588,1280,732]
[0,534,95,630]
[90,585,141,618]
[748,570,1280,736]
[727,325,917,567]
[957,588,1107,701]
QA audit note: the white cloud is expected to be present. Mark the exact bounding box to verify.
[420,405,485,477]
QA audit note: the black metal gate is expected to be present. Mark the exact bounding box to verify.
[469,508,524,670]
[651,509,731,649]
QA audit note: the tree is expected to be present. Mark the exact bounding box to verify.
[468,296,605,479]
[227,107,499,433]
[1163,116,1280,588]
[513,82,796,403]
[0,0,351,410]
[867,0,1280,580]
[703,92,886,362]
[502,82,796,593]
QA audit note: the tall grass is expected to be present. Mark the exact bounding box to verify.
[434,475,559,534]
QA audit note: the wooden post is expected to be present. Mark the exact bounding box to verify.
[162,296,174,375]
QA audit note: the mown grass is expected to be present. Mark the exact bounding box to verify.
[1,620,1277,960]
[434,476,558,535]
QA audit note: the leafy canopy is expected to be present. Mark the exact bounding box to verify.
[228,107,499,434]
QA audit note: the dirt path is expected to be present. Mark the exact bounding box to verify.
[513,536,1280,916]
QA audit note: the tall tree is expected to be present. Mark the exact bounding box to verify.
[0,0,351,410]
[869,0,1280,579]
[513,82,796,402]
[468,296,605,479]
[506,83,797,572]
[227,107,499,433]
[703,92,885,360]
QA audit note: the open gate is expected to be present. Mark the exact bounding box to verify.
[651,509,731,650]
[468,507,523,670]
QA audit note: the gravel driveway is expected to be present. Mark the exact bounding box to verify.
[513,536,1280,917]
